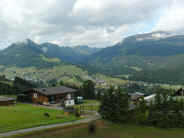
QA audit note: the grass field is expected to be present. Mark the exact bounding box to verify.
[0,104,79,133]
[9,120,184,138]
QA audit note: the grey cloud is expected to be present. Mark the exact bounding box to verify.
[0,0,180,48]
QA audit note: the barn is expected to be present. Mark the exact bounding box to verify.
[24,86,77,107]
[0,96,16,106]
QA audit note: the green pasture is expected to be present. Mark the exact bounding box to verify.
[0,103,78,133]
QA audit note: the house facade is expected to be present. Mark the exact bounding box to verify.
[25,86,76,107]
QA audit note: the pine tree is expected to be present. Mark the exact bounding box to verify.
[99,87,129,123]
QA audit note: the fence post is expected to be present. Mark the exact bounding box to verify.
[80,105,81,115]
[82,104,84,114]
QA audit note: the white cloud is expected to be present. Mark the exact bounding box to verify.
[154,0,184,33]
[72,0,168,25]
[0,0,181,48]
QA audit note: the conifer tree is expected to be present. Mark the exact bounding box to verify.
[99,87,129,123]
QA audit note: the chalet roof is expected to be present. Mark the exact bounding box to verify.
[33,86,77,96]
[128,92,144,96]
[128,92,144,101]
[135,92,144,96]
[144,94,156,102]
[0,96,15,102]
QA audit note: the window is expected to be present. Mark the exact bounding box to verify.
[67,94,71,99]
[49,96,56,104]
[34,93,38,98]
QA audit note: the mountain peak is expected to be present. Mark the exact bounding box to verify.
[121,31,174,44]
[14,39,36,46]
[135,31,172,41]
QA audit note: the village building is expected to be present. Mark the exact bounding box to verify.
[128,92,144,102]
[144,94,156,105]
[174,88,184,96]
[95,79,107,86]
[24,86,77,107]
[0,96,16,106]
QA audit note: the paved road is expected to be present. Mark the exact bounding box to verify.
[0,116,99,138]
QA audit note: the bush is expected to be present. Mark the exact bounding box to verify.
[17,94,30,102]
[75,108,81,117]
[44,112,50,118]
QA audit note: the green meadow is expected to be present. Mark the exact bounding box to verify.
[0,103,78,133]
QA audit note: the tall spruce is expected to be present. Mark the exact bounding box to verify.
[82,80,95,99]
[99,87,129,123]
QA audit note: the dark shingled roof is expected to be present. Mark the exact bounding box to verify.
[0,96,15,102]
[33,86,77,96]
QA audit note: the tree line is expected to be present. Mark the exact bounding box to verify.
[0,76,37,95]
[99,87,184,128]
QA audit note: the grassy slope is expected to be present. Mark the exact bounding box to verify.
[0,65,127,87]
[9,120,184,138]
[0,65,90,86]
[0,104,78,133]
[93,73,128,87]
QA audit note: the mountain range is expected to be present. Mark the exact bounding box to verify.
[87,31,184,84]
[1,31,184,84]
[0,39,103,85]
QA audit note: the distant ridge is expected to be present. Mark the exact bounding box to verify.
[1,31,184,84]
[86,31,184,84]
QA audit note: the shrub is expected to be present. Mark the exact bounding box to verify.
[44,112,50,118]
[75,108,81,117]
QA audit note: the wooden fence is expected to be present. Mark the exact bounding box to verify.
[77,104,99,115]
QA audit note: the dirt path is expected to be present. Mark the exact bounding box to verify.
[0,116,99,138]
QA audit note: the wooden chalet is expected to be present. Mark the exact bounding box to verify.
[24,86,77,106]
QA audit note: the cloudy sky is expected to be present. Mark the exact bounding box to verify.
[0,0,183,48]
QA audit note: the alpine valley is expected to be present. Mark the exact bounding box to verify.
[1,31,184,85]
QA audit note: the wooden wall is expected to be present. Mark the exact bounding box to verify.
[28,90,73,104]
[0,100,15,106]
[29,91,49,104]
[55,93,67,103]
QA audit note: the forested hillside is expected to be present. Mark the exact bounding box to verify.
[2,31,184,85]
[86,31,184,84]
[0,76,37,95]
[0,39,95,85]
